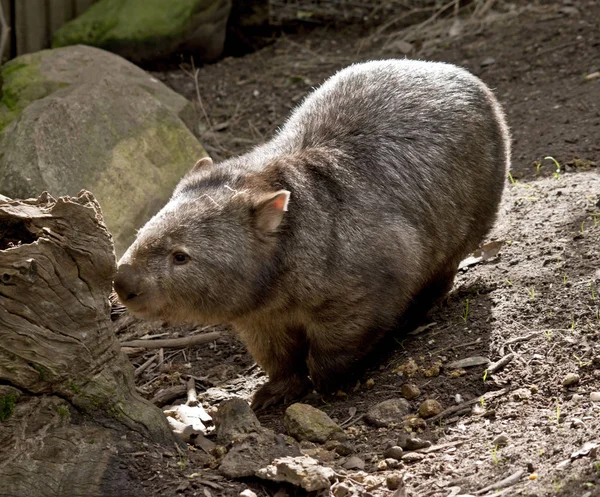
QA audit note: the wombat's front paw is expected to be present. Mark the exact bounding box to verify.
[251,376,311,411]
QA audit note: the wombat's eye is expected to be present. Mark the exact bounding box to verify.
[172,252,190,265]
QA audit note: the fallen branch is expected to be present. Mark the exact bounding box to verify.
[134,353,158,378]
[476,469,524,495]
[121,332,221,349]
[487,353,514,374]
[499,332,537,355]
[151,384,188,406]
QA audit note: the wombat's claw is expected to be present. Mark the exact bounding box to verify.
[251,377,311,411]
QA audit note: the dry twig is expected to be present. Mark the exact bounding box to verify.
[121,332,220,349]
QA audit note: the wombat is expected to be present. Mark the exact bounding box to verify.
[114,59,510,410]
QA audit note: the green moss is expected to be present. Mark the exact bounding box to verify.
[33,363,49,380]
[0,53,68,134]
[0,393,17,421]
[54,405,71,419]
[52,0,217,50]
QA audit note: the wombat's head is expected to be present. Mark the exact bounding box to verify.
[113,157,290,324]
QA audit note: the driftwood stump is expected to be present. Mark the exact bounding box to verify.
[0,191,178,497]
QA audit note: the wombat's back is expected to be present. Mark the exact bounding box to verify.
[259,59,510,277]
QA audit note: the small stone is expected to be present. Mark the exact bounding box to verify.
[332,482,352,497]
[570,418,585,429]
[215,398,261,444]
[240,490,258,497]
[377,460,388,471]
[481,57,496,67]
[526,461,535,473]
[401,383,421,400]
[403,416,427,430]
[284,403,342,443]
[342,456,365,470]
[563,373,580,388]
[365,398,411,427]
[219,431,301,479]
[418,399,443,418]
[571,393,585,402]
[386,473,402,490]
[365,378,375,389]
[334,443,353,456]
[510,388,532,401]
[447,356,490,369]
[255,455,334,492]
[455,394,463,404]
[590,392,600,402]
[385,458,400,469]
[384,446,404,460]
[402,452,425,462]
[399,435,431,451]
[492,433,509,447]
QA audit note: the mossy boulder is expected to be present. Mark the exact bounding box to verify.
[52,0,232,63]
[0,45,206,256]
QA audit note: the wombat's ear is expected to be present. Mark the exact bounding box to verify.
[190,156,213,174]
[254,190,291,232]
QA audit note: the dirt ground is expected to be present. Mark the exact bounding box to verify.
[119,2,600,496]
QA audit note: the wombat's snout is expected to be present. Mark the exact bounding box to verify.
[113,264,141,303]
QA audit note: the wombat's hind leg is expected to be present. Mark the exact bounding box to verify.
[240,325,311,411]
[404,266,458,325]
[306,327,376,395]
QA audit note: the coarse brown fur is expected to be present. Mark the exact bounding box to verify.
[114,59,511,409]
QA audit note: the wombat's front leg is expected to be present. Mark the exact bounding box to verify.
[238,325,312,410]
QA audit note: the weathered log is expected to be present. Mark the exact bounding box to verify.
[0,191,179,497]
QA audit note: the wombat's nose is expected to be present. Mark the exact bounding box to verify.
[113,264,140,303]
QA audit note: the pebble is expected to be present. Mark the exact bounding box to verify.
[377,460,388,471]
[455,394,463,404]
[492,433,509,447]
[342,456,365,470]
[418,399,443,418]
[563,373,580,388]
[401,383,421,399]
[214,398,261,444]
[510,388,532,401]
[334,443,353,456]
[332,482,353,497]
[398,434,431,450]
[570,418,585,429]
[590,392,600,402]
[446,356,490,369]
[255,455,335,492]
[365,398,411,427]
[481,57,496,67]
[385,458,400,469]
[384,446,404,460]
[386,473,402,490]
[284,403,342,443]
[240,491,257,497]
[402,452,425,462]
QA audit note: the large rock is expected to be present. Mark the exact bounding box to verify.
[0,45,206,256]
[52,0,232,63]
